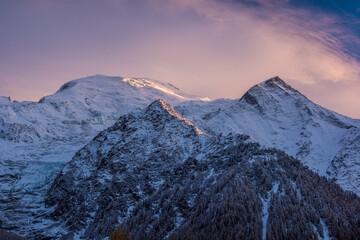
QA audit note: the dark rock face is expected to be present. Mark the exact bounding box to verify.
[46,100,360,240]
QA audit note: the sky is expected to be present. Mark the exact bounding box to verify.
[1,0,360,118]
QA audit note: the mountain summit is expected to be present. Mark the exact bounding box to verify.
[246,76,300,98]
[146,99,203,134]
[259,76,298,92]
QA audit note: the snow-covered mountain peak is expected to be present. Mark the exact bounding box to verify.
[259,76,296,92]
[145,99,186,119]
[241,77,355,127]
[240,76,337,120]
[145,99,204,135]
[179,77,360,194]
[242,76,302,105]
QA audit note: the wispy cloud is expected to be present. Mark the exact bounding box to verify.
[160,0,360,82]
[145,0,360,116]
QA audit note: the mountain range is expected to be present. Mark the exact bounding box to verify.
[0,75,359,239]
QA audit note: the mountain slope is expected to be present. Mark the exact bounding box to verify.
[43,100,360,240]
[45,99,209,239]
[179,77,360,194]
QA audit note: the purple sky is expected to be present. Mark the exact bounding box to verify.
[1,0,360,118]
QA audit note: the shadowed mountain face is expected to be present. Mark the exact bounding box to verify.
[178,77,360,194]
[45,99,360,240]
